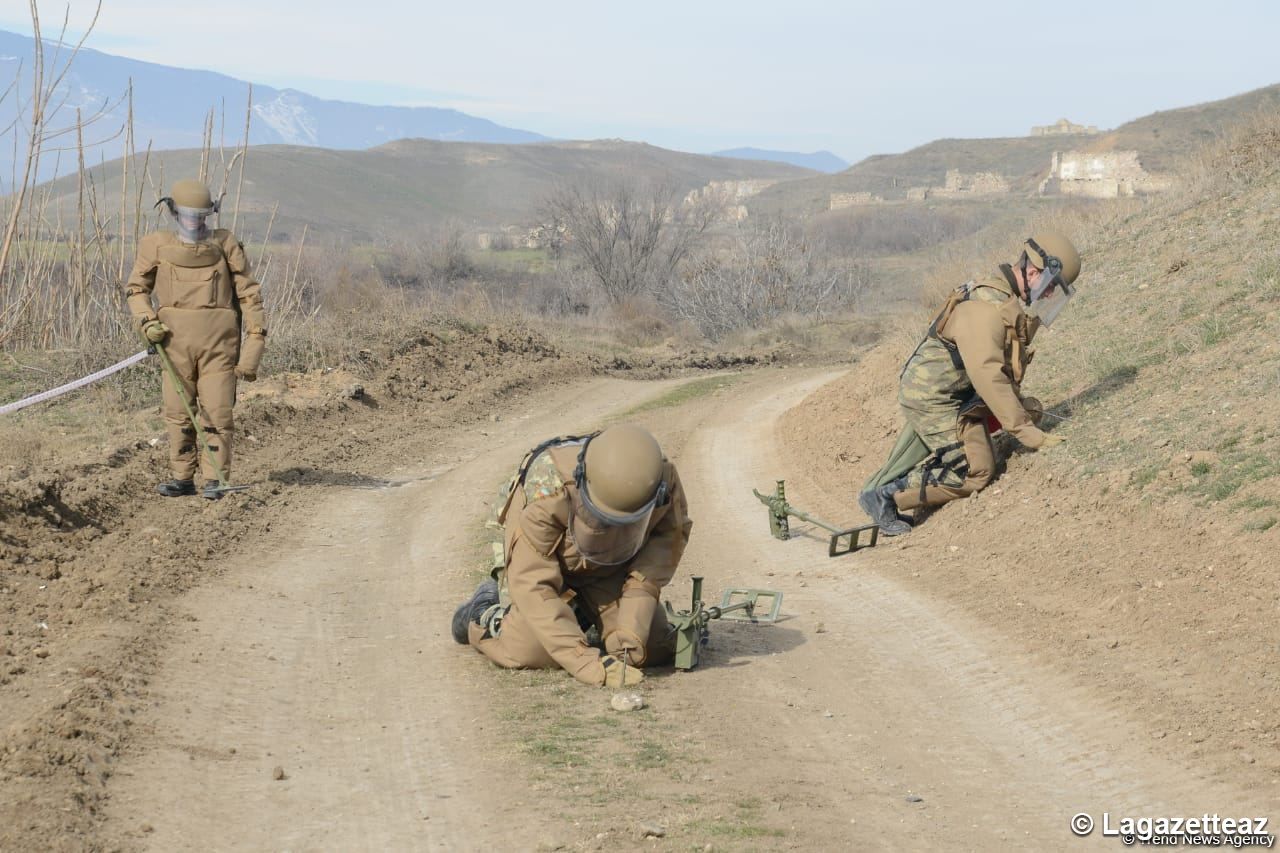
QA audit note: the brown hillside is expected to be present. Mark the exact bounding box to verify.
[35,139,813,242]
[755,82,1280,217]
[782,113,1280,790]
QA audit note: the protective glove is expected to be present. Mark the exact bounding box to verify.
[235,332,266,382]
[142,320,170,344]
[604,630,646,667]
[1038,433,1067,449]
[601,654,644,688]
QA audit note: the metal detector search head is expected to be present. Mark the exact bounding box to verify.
[665,576,784,670]
[753,480,878,556]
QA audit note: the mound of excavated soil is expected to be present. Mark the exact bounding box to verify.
[0,320,783,849]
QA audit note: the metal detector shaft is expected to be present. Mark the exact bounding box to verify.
[150,339,232,487]
[753,480,877,556]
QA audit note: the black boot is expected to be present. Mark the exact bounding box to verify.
[202,480,227,500]
[156,479,196,497]
[451,579,500,644]
[857,478,912,536]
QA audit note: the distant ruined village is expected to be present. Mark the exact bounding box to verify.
[827,118,1171,211]
[482,118,1171,249]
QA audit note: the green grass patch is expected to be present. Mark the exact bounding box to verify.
[633,739,670,769]
[1244,516,1278,532]
[515,713,623,770]
[1251,256,1280,300]
[475,247,552,274]
[1187,451,1280,504]
[1132,464,1161,490]
[687,819,788,840]
[1198,315,1231,348]
[1235,496,1278,511]
[621,374,743,416]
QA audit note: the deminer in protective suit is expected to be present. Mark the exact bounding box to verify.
[451,425,692,688]
[858,232,1081,535]
[125,179,268,499]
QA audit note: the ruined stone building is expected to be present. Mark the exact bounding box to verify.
[828,191,883,210]
[931,169,1010,197]
[1038,150,1171,198]
[1030,118,1100,136]
[684,179,777,221]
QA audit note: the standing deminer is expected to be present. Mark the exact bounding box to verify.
[859,232,1081,535]
[452,425,692,687]
[125,179,267,499]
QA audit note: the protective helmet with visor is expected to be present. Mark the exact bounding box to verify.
[1021,235,1077,327]
[156,179,220,243]
[567,426,668,566]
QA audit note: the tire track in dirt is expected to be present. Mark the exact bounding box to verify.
[667,370,1269,849]
[103,375,694,851]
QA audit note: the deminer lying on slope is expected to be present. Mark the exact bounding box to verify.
[452,425,692,688]
[859,232,1081,536]
[125,179,268,500]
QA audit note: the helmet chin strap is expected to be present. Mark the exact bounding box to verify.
[1017,251,1036,305]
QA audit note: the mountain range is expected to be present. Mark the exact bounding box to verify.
[42,139,814,240]
[713,148,848,173]
[0,28,545,188]
[0,29,843,189]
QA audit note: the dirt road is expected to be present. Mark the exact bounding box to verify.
[103,369,1271,850]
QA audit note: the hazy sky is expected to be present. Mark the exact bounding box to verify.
[4,0,1279,163]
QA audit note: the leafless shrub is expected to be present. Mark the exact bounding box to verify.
[808,204,996,257]
[426,226,477,282]
[487,231,514,252]
[661,218,872,340]
[1181,106,1280,196]
[543,180,719,304]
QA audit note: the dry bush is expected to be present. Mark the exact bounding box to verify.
[0,2,254,353]
[1182,106,1280,196]
[661,218,872,340]
[808,204,996,257]
[544,180,719,305]
[607,297,675,347]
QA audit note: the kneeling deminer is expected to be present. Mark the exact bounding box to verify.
[859,232,1082,535]
[452,425,692,688]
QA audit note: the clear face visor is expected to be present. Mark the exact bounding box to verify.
[1024,242,1074,327]
[174,204,212,241]
[1026,263,1074,327]
[568,499,655,566]
[568,451,662,566]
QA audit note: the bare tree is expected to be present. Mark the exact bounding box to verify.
[0,1,109,284]
[543,180,719,305]
[662,217,872,340]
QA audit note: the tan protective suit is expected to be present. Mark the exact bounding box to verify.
[893,267,1045,511]
[469,443,693,686]
[125,229,267,482]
